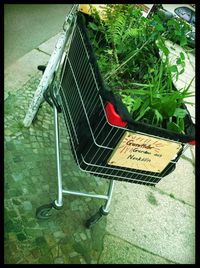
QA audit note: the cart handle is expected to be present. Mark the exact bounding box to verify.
[105,102,127,127]
[188,140,196,145]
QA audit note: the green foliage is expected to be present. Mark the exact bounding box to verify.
[165,17,191,47]
[153,9,193,49]
[87,4,195,134]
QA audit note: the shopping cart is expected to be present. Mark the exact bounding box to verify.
[32,5,195,228]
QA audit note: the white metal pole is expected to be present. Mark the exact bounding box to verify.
[53,105,63,207]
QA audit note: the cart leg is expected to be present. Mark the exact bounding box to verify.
[53,105,63,209]
[85,180,114,228]
[36,105,63,219]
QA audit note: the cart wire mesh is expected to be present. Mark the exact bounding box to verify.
[54,12,185,186]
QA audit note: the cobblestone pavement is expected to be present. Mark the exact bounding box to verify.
[4,73,195,264]
[4,74,110,264]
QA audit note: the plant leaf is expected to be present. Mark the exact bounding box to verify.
[173,108,188,118]
[135,99,150,121]
[156,37,170,56]
[170,65,178,73]
[180,52,185,61]
[154,109,163,124]
[155,23,165,32]
[132,97,142,112]
[160,98,177,118]
[167,121,182,133]
[180,36,188,47]
[178,118,185,133]
[88,22,99,31]
[176,58,182,65]
[179,69,185,75]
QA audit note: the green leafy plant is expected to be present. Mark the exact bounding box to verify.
[87,4,194,134]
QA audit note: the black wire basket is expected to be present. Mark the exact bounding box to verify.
[57,12,195,186]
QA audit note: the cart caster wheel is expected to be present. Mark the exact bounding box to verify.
[37,65,46,73]
[36,203,54,219]
[85,206,108,228]
[86,211,103,228]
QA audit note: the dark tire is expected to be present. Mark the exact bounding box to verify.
[85,206,108,228]
[86,211,103,228]
[36,203,53,219]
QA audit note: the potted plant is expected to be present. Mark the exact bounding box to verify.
[83,4,195,142]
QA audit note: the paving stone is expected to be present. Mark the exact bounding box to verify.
[69,251,79,258]
[6,142,15,151]
[80,232,87,241]
[5,254,20,264]
[8,232,17,241]
[73,233,81,243]
[13,156,22,163]
[24,228,43,238]
[35,236,47,246]
[53,231,65,239]
[11,198,22,206]
[51,246,59,259]
[44,234,56,248]
[5,136,12,142]
[69,256,82,264]
[8,188,23,198]
[54,257,65,264]
[16,232,27,241]
[90,259,98,264]
[47,222,62,233]
[38,255,53,264]
[70,200,81,211]
[39,245,52,258]
[22,187,29,194]
[7,240,19,253]
[85,229,92,240]
[12,173,23,182]
[5,219,21,233]
[4,91,9,100]
[22,201,33,211]
[80,257,87,264]
[5,129,14,136]
[30,247,42,259]
[98,234,175,264]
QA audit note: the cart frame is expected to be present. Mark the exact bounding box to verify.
[36,98,114,228]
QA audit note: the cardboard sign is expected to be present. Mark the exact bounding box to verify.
[107,131,182,173]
